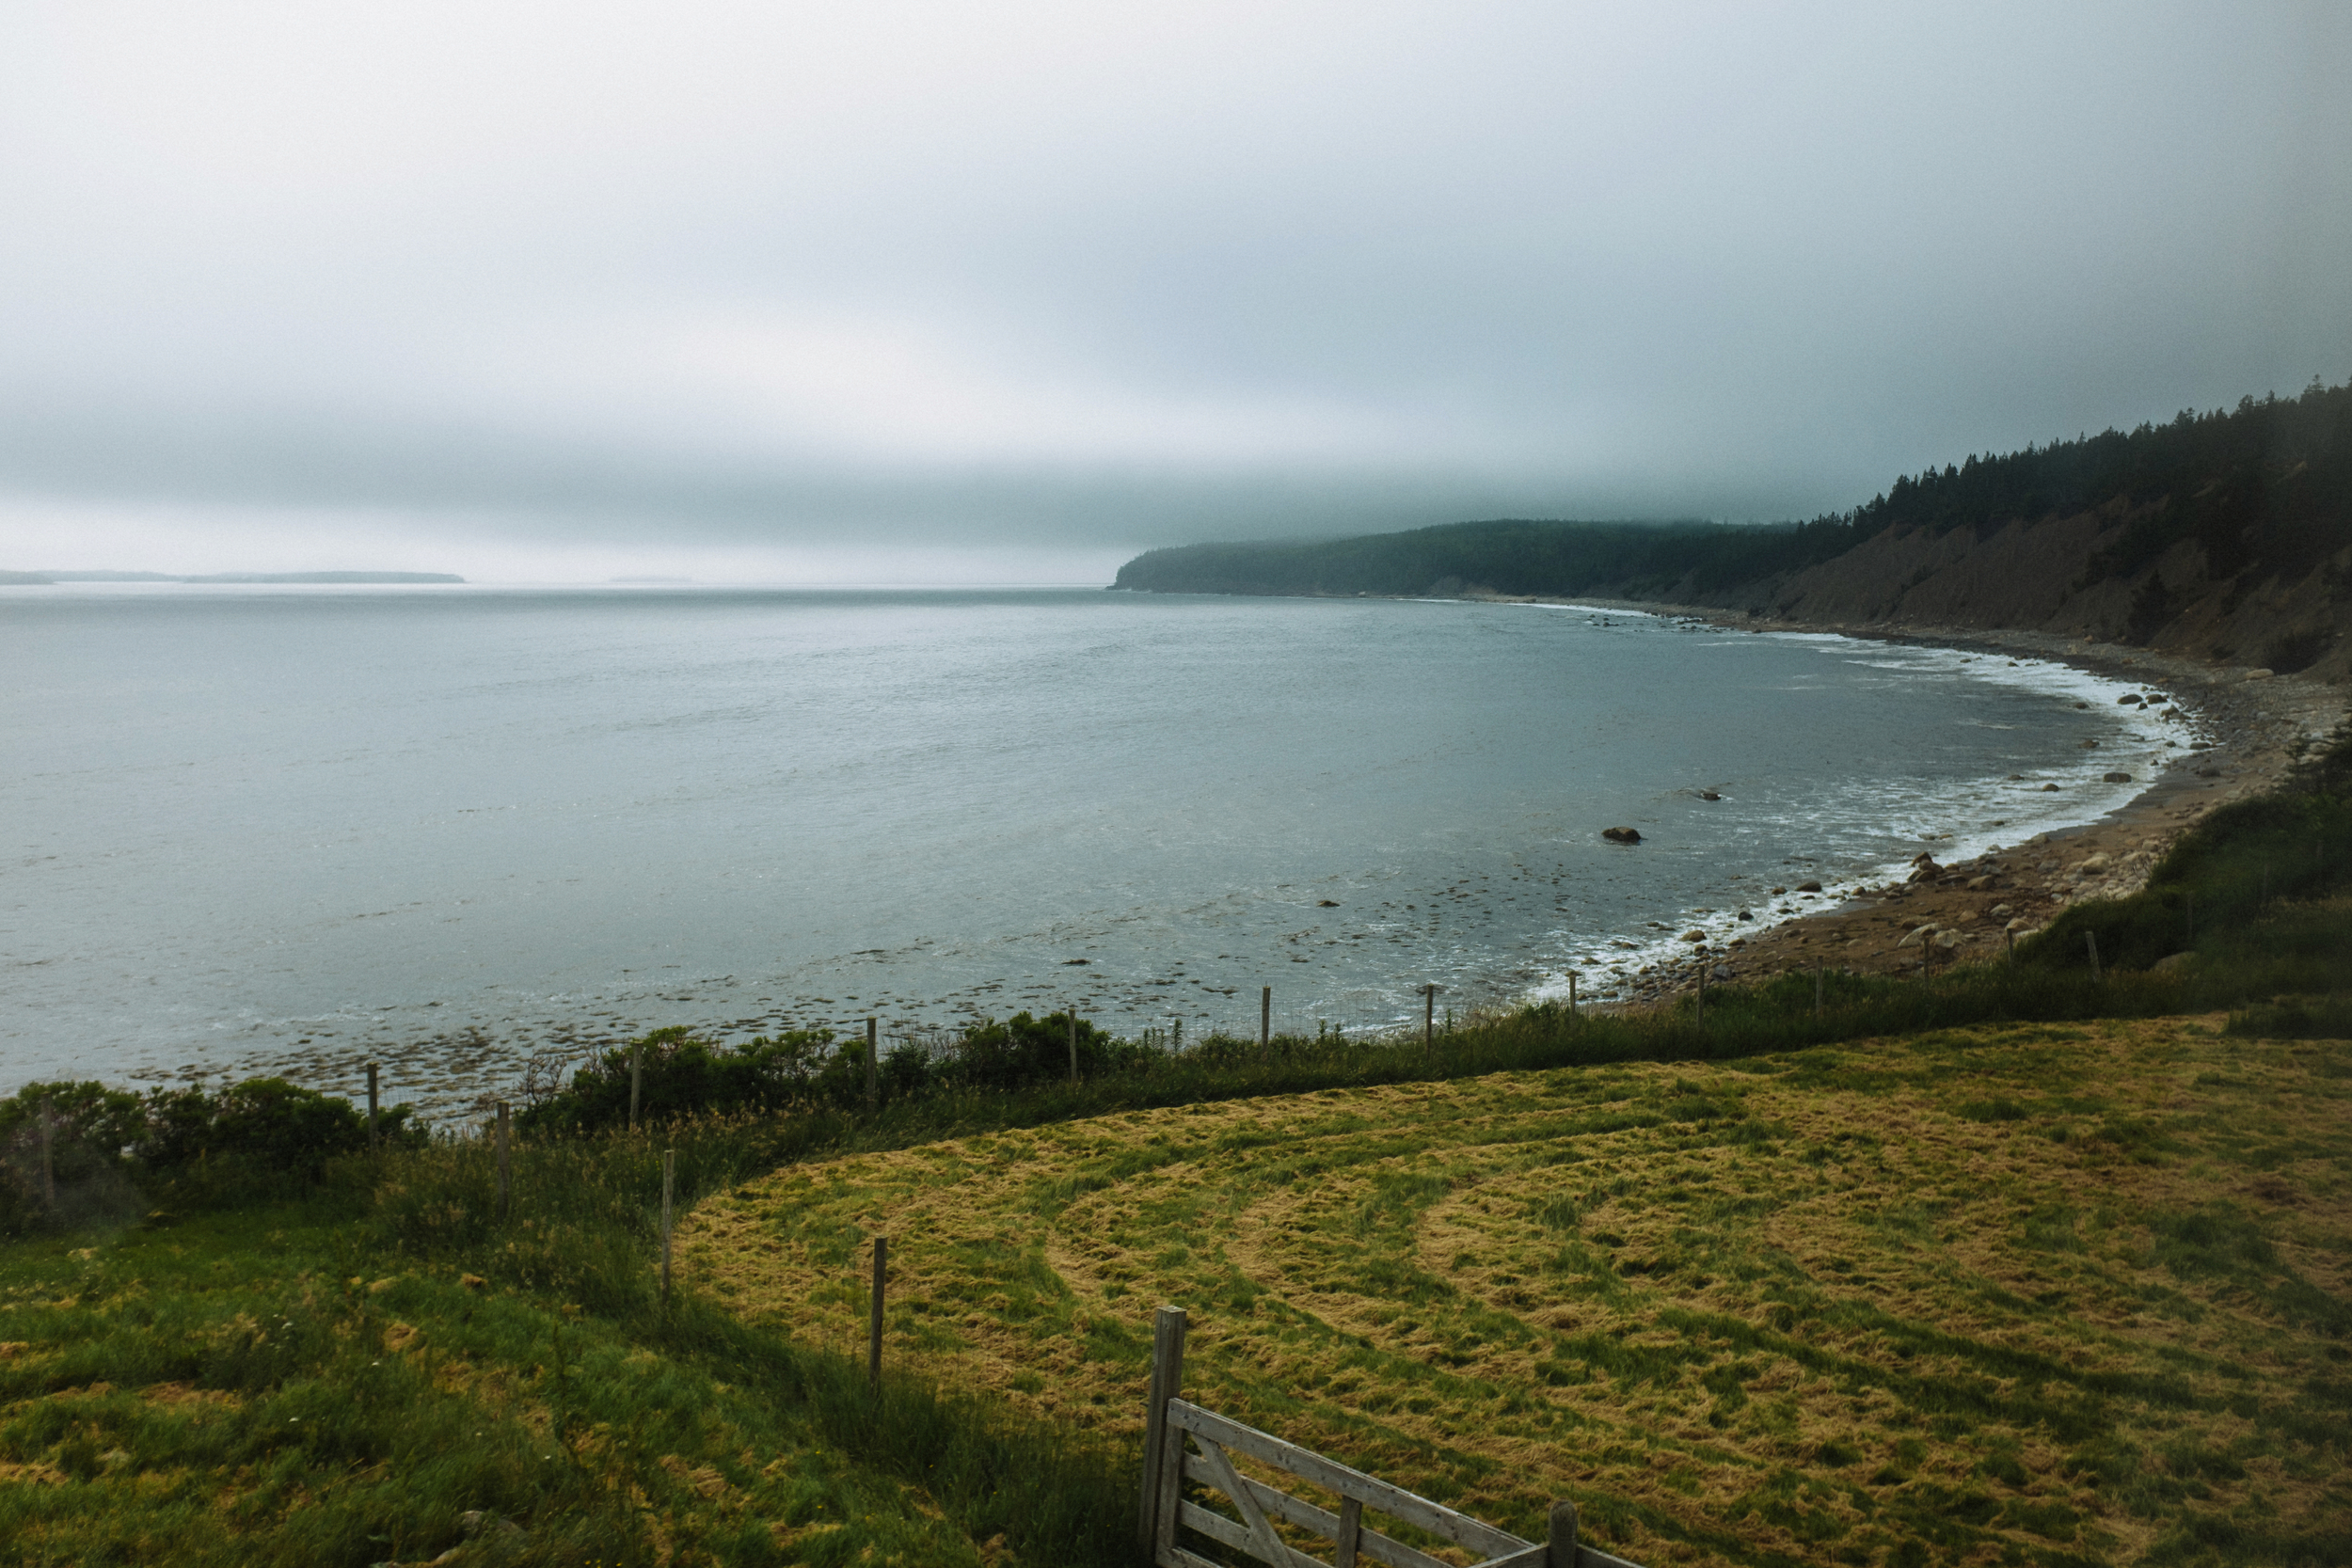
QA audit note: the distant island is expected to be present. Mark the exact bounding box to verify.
[0,570,465,585]
[1113,377,2352,684]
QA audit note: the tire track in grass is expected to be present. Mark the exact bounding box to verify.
[682,1019,2351,1567]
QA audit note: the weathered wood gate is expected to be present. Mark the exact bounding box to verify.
[1138,1307,1645,1568]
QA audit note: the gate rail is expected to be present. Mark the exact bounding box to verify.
[1138,1306,1645,1568]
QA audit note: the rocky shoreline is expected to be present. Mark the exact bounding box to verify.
[1552,604,2349,1004]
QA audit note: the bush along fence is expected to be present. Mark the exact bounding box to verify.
[0,1069,427,1236]
[1138,1307,1642,1568]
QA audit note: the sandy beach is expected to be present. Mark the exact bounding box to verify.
[1576,609,2349,1001]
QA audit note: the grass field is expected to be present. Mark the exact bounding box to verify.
[0,1193,1017,1567]
[683,1016,2352,1568]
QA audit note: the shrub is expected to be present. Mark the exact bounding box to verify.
[0,1076,424,1234]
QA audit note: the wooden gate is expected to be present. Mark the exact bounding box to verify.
[1138,1306,1644,1568]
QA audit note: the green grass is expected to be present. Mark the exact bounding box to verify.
[0,1132,1134,1567]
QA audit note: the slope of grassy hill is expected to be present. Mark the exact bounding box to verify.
[685,1018,2350,1568]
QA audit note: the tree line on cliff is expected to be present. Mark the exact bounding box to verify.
[1110,375,2352,610]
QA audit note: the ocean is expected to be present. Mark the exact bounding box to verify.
[0,583,2179,1115]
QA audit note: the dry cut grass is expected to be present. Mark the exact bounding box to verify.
[681,1017,2352,1568]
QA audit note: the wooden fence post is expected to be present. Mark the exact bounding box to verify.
[1261,987,1271,1052]
[1423,984,1435,1048]
[629,1041,643,1132]
[1694,964,1705,1023]
[660,1149,675,1305]
[2085,930,2102,982]
[366,1061,380,1148]
[1138,1304,1188,1557]
[495,1101,511,1223]
[1548,1499,1580,1567]
[868,1236,887,1388]
[866,1018,879,1107]
[1067,1009,1078,1087]
[1567,973,1577,1020]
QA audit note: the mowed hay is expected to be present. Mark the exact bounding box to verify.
[680,1019,2352,1568]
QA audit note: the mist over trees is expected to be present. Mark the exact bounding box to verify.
[1112,377,2352,603]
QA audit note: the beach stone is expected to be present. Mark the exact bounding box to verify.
[1933,930,1963,949]
[1699,789,1722,800]
[1965,875,1995,891]
[2104,771,2133,784]
[1795,879,1823,893]
[1738,909,1754,921]
[1990,903,2013,918]
[2120,694,2142,705]
[1681,929,1705,942]
[2078,853,2112,873]
[2152,951,2196,972]
[2041,783,2060,790]
[2245,668,2274,680]
[1602,826,1642,845]
[2081,738,2101,748]
[1898,926,1936,947]
[1709,964,1734,980]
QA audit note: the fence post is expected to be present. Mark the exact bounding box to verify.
[2085,930,2102,982]
[496,1101,512,1223]
[629,1041,643,1132]
[1548,1499,1580,1567]
[1694,964,1705,1023]
[660,1149,675,1305]
[868,1235,887,1388]
[866,1018,879,1108]
[2005,927,2015,962]
[1261,987,1271,1052]
[1138,1304,1188,1557]
[1068,1009,1078,1087]
[367,1062,380,1148]
[1567,973,1577,1020]
[1336,1497,1365,1568]
[39,1097,55,1211]
[1424,984,1435,1048]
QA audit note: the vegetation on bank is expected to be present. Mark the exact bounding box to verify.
[1109,376,2352,635]
[493,722,2350,1141]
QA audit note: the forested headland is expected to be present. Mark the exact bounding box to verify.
[1114,376,2352,679]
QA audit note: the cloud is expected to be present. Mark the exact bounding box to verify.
[0,1,2345,575]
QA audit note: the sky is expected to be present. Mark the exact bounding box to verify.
[1,1,2347,582]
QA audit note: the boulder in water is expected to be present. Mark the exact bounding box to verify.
[1602,826,1642,845]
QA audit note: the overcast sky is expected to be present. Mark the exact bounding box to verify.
[2,1,2347,580]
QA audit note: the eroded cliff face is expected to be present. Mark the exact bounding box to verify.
[1663,504,2352,683]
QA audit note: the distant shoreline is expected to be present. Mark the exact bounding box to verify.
[0,570,465,585]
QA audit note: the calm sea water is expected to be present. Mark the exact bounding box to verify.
[1,585,2177,1113]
